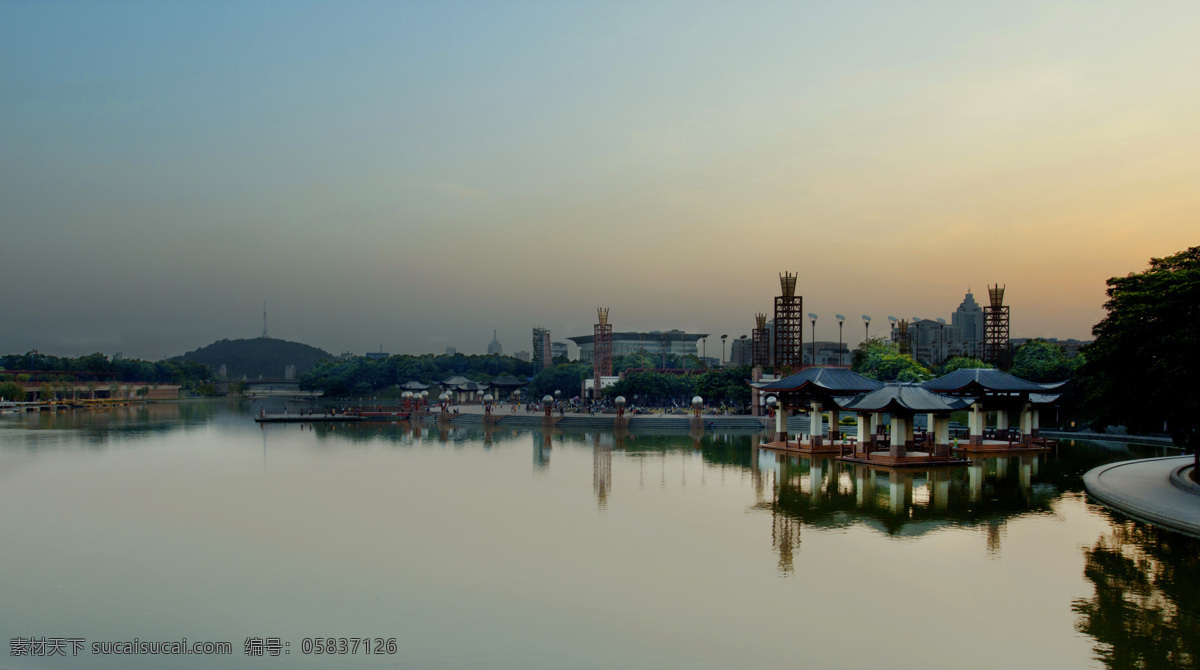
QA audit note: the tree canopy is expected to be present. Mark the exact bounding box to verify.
[1080,246,1200,457]
[1010,339,1076,383]
[938,356,992,374]
[851,337,932,382]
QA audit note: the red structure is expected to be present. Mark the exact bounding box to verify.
[593,308,613,400]
[773,272,803,373]
[983,284,1011,368]
[752,313,770,368]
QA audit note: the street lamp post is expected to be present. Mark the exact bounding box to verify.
[836,314,845,366]
[701,337,707,369]
[862,315,871,343]
[888,316,898,345]
[808,313,818,365]
[720,334,728,368]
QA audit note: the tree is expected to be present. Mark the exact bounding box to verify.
[851,337,932,382]
[1010,340,1073,383]
[0,381,24,402]
[1081,246,1200,468]
[939,356,992,374]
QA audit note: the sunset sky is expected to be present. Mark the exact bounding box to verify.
[2,1,1197,359]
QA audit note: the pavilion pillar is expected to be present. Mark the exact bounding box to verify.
[1032,409,1040,438]
[996,409,1009,438]
[856,413,871,455]
[810,402,824,446]
[889,415,905,458]
[932,415,951,457]
[870,413,882,441]
[904,416,914,448]
[775,406,788,443]
[969,403,984,445]
[1019,402,1034,444]
[828,409,840,443]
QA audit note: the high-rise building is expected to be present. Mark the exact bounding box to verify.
[951,290,984,359]
[445,347,457,356]
[730,337,753,367]
[532,327,551,371]
[487,330,503,356]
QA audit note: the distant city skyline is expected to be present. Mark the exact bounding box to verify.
[3,2,1196,360]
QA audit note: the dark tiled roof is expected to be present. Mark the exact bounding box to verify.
[922,369,1066,393]
[756,367,885,393]
[1030,393,1062,405]
[489,375,527,387]
[834,384,972,413]
[399,381,431,390]
[442,376,472,386]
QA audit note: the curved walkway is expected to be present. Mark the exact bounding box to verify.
[1083,456,1200,538]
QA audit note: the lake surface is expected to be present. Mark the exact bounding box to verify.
[2,401,1197,669]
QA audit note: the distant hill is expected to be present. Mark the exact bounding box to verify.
[172,338,334,380]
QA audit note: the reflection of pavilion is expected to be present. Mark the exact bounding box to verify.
[755,451,1053,568]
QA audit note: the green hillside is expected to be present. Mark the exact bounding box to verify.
[172,338,334,380]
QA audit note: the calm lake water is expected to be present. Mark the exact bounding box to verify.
[2,401,1197,669]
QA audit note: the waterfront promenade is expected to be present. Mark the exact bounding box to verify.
[1084,455,1200,538]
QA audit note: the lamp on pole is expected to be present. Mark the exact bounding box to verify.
[738,334,747,366]
[701,337,707,369]
[720,334,728,368]
[835,314,846,365]
[808,313,818,365]
[862,315,871,343]
[888,316,898,345]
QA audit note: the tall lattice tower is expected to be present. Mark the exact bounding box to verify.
[261,302,268,339]
[773,273,803,373]
[983,284,1011,368]
[593,308,613,399]
[752,313,770,368]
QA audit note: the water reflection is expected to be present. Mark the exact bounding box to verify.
[1073,520,1200,669]
[757,452,1059,569]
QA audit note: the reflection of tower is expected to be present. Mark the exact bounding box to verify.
[773,273,803,372]
[594,308,613,400]
[752,313,770,368]
[985,520,1003,554]
[771,483,801,574]
[532,431,550,469]
[983,284,1011,368]
[593,434,612,508]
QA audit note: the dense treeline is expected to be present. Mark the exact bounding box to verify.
[601,367,752,406]
[299,353,536,396]
[1,351,214,386]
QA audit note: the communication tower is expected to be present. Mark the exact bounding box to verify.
[983,284,1011,368]
[752,313,770,368]
[773,273,803,373]
[593,308,613,400]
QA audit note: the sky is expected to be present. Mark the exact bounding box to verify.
[2,1,1198,360]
